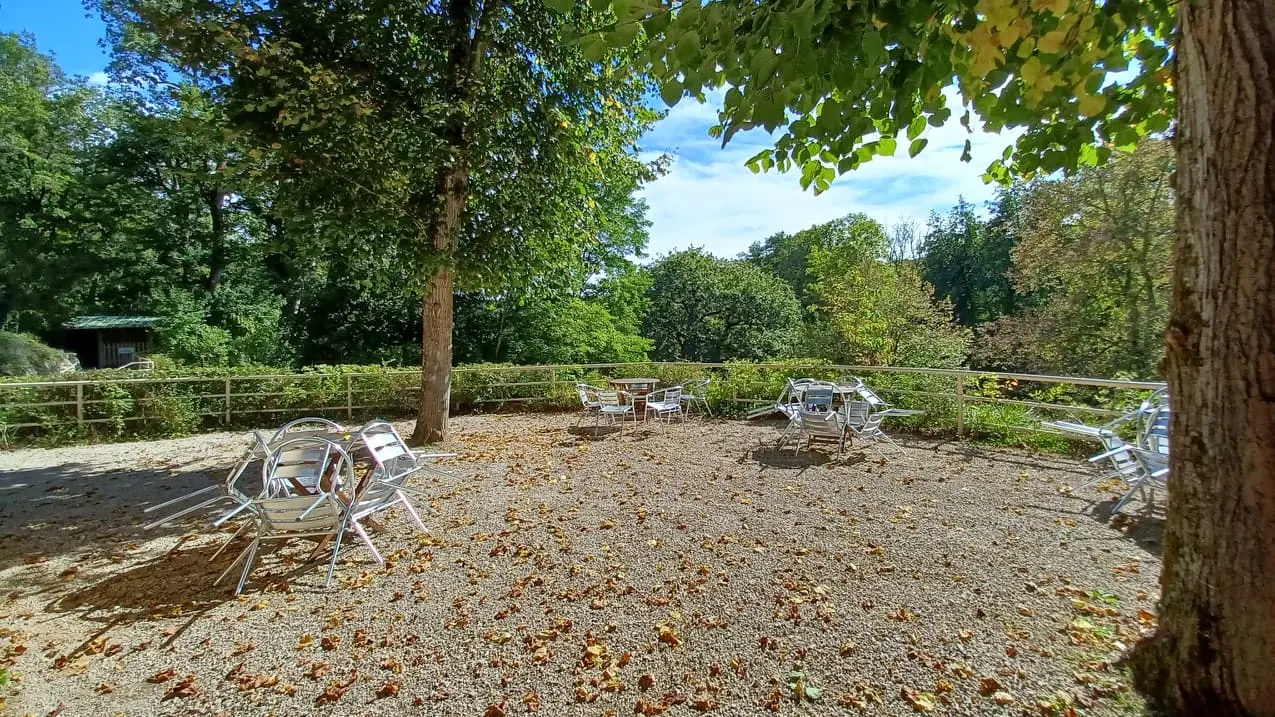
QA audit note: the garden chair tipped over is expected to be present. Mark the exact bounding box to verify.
[215,436,357,595]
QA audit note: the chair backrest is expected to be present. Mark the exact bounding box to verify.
[1131,447,1169,484]
[269,417,344,444]
[352,420,418,481]
[598,390,629,407]
[660,387,683,404]
[799,408,844,438]
[687,377,710,394]
[1141,404,1170,455]
[1094,436,1142,476]
[851,383,889,410]
[227,431,273,498]
[577,384,600,408]
[263,437,351,498]
[843,400,871,428]
[255,493,345,536]
[804,384,835,411]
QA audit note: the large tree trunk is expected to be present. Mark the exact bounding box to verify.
[1136,1,1275,714]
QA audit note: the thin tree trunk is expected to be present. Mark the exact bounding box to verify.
[410,0,490,445]
[1134,2,1275,714]
[206,181,227,293]
[414,167,466,444]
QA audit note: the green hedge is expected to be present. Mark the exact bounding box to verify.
[0,361,1161,449]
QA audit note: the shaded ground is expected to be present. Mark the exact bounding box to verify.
[0,414,1162,716]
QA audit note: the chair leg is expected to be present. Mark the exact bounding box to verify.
[209,521,250,562]
[216,541,255,586]
[325,525,348,587]
[233,541,261,597]
[351,519,385,566]
[399,491,428,533]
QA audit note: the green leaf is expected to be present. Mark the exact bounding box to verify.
[546,0,574,12]
[580,33,607,62]
[960,138,972,163]
[675,32,701,64]
[907,116,926,141]
[878,137,897,156]
[610,21,639,47]
[643,12,670,35]
[659,80,682,108]
[908,137,928,157]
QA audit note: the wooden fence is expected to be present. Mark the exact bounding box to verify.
[0,362,1165,444]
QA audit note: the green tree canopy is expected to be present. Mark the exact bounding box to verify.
[644,249,801,362]
[976,140,1174,378]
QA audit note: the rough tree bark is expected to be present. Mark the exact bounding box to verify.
[411,0,489,445]
[1135,1,1275,714]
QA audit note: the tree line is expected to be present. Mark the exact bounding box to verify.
[1,32,1174,381]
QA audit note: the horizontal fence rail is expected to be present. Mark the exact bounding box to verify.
[0,362,1165,447]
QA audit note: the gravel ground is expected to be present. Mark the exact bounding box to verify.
[0,413,1163,716]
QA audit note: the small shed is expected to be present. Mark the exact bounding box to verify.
[61,316,160,369]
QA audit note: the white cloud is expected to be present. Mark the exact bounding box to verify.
[87,71,110,87]
[638,96,1022,258]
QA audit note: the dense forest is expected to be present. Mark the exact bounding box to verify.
[1,32,1173,380]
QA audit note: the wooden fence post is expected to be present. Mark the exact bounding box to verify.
[955,375,965,436]
[75,383,84,425]
[346,374,353,420]
[549,368,557,402]
[224,377,232,424]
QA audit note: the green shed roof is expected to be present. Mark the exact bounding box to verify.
[63,315,162,330]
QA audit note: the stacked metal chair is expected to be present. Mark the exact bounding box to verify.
[1043,388,1170,515]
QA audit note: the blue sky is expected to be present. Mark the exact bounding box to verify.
[2,0,1017,258]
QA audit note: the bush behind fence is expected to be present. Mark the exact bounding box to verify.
[0,361,1164,449]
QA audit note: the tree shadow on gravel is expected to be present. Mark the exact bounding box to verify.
[44,537,333,640]
[746,445,835,468]
[0,462,228,573]
[565,425,625,440]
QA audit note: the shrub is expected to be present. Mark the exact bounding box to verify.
[0,332,74,376]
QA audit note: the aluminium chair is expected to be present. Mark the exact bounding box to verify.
[794,407,849,457]
[681,377,712,417]
[644,386,685,424]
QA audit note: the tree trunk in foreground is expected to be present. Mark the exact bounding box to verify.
[412,164,466,445]
[410,0,487,446]
[1135,1,1275,714]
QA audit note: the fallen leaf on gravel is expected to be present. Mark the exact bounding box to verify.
[979,677,1002,695]
[94,682,114,694]
[690,693,718,712]
[900,688,936,712]
[296,634,315,650]
[639,674,655,691]
[575,686,598,703]
[163,675,199,700]
[482,699,507,717]
[523,691,541,712]
[320,635,340,651]
[635,698,669,715]
[789,671,822,702]
[656,621,682,647]
[315,672,358,705]
[376,680,401,699]
[992,691,1015,705]
[486,631,513,645]
[147,669,176,683]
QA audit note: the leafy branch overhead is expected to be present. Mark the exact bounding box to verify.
[569,0,1175,192]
